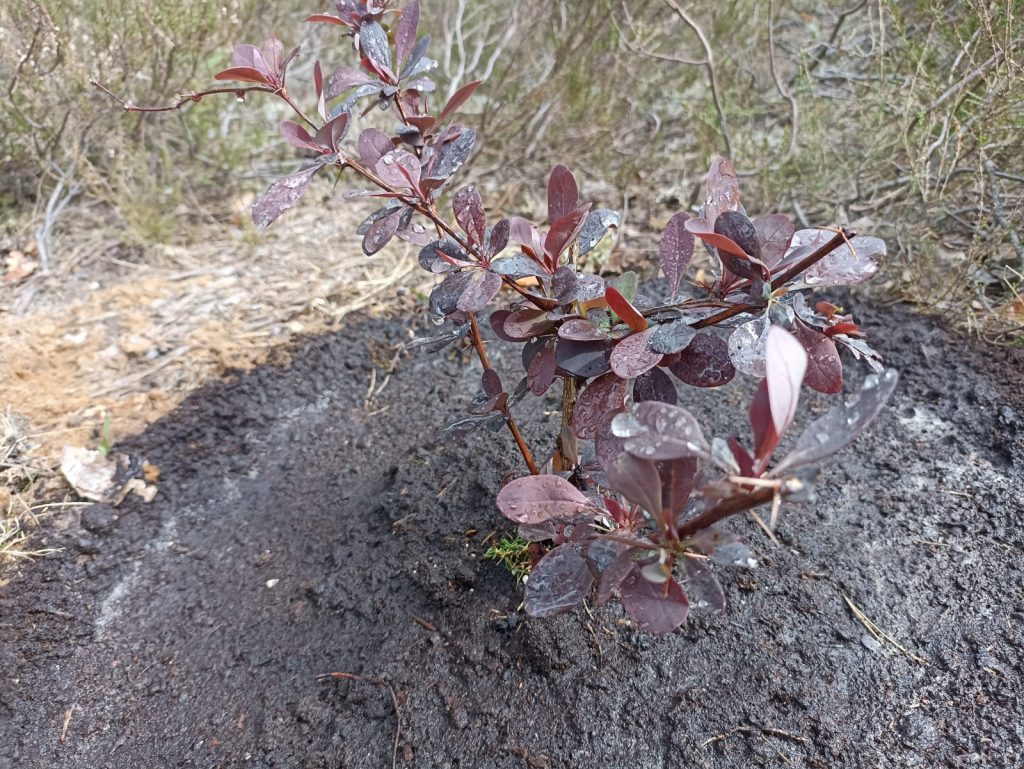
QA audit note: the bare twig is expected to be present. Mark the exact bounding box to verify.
[843,595,927,665]
[767,0,799,161]
[36,161,82,274]
[983,158,1024,266]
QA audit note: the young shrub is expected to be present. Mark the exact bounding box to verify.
[95,0,897,634]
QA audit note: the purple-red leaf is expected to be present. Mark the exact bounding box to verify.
[544,203,591,266]
[437,80,482,126]
[660,212,694,298]
[453,185,486,245]
[357,127,394,167]
[375,149,421,192]
[668,333,735,388]
[496,474,594,524]
[633,366,677,405]
[524,543,593,617]
[280,120,319,151]
[605,286,648,333]
[573,372,628,440]
[619,568,689,635]
[614,401,711,461]
[607,453,663,525]
[774,369,899,473]
[362,206,403,255]
[793,321,843,394]
[610,327,662,379]
[753,214,794,268]
[547,164,579,223]
[527,338,558,395]
[252,161,324,229]
[456,269,501,312]
[394,0,420,71]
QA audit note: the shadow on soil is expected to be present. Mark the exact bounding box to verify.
[1,300,1022,768]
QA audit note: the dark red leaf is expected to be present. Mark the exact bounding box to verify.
[523,543,593,617]
[658,457,697,517]
[556,338,612,378]
[527,338,558,395]
[753,214,794,268]
[714,210,761,259]
[793,321,843,394]
[437,80,482,126]
[496,475,594,524]
[453,185,486,245]
[428,270,472,317]
[619,568,689,635]
[615,401,711,462]
[394,0,420,71]
[660,212,694,298]
[573,372,628,440]
[668,333,735,388]
[213,66,269,85]
[547,165,579,223]
[501,309,554,340]
[456,269,501,312]
[605,286,648,333]
[749,379,778,467]
[280,120,319,151]
[633,367,677,405]
[357,127,394,167]
[252,161,325,229]
[544,203,591,266]
[607,453,663,525]
[610,328,662,379]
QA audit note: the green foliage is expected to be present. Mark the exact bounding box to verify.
[483,536,533,585]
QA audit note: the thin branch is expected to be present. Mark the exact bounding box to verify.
[660,0,732,158]
[678,478,804,538]
[767,0,799,161]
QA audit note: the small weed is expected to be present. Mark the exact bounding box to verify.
[484,536,533,586]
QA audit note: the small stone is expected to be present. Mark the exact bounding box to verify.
[861,633,882,652]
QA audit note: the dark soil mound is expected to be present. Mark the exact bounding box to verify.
[2,302,1022,769]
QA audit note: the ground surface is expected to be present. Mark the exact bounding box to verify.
[1,300,1022,769]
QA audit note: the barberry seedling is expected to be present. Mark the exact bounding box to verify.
[95,0,896,634]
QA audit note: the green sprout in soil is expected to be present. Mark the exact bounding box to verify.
[484,536,533,586]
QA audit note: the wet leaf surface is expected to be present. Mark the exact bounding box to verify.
[573,372,628,440]
[619,568,689,635]
[524,543,593,617]
[609,328,661,379]
[669,333,735,387]
[496,475,594,525]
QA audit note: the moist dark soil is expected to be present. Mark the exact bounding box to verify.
[2,300,1022,769]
